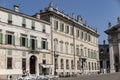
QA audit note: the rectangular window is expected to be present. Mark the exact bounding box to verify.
[54,20,58,30]
[61,59,64,69]
[70,27,74,35]
[85,33,87,40]
[22,18,26,27]
[71,60,74,69]
[66,60,69,69]
[77,61,80,70]
[41,39,48,50]
[22,58,26,70]
[60,42,63,53]
[30,38,37,50]
[5,34,15,45]
[20,37,28,47]
[65,25,69,34]
[8,13,12,24]
[55,58,58,69]
[88,34,91,42]
[0,32,3,44]
[42,25,46,33]
[76,29,79,38]
[7,57,12,69]
[81,31,84,39]
[60,23,64,32]
[31,20,35,30]
[43,60,46,64]
[76,47,79,56]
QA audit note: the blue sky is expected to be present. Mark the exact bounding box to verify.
[0,0,120,44]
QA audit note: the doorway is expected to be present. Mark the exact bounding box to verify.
[30,55,36,74]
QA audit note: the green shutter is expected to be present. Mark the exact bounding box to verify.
[8,50,12,56]
[22,18,26,24]
[35,39,38,50]
[25,38,28,48]
[32,21,35,27]
[5,34,8,44]
[0,33,3,44]
[8,13,12,21]
[45,41,48,50]
[20,37,22,46]
[22,51,26,57]
[12,35,15,45]
[43,53,46,58]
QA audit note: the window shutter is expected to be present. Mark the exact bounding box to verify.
[12,35,15,45]
[20,37,22,46]
[45,41,48,50]
[35,39,38,50]
[5,34,8,44]
[25,38,28,48]
[0,33,3,44]
[30,39,32,50]
[22,18,26,24]
[32,21,35,27]
[8,13,12,21]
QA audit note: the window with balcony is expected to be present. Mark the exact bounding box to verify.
[20,36,28,47]
[41,38,48,50]
[30,38,37,50]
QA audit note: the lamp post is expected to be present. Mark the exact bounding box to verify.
[54,51,59,76]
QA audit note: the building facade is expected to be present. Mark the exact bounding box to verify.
[105,17,120,73]
[0,5,52,79]
[39,2,99,76]
[99,40,110,73]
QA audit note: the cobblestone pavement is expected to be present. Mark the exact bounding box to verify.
[59,72,120,80]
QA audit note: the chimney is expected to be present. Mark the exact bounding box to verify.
[14,5,19,12]
[117,17,120,24]
[36,13,40,19]
[77,15,82,23]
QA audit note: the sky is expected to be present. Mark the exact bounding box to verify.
[0,0,120,44]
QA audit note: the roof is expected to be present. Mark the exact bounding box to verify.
[39,7,99,37]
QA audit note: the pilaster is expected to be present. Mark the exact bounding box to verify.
[109,43,115,73]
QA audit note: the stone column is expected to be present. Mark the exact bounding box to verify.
[109,43,115,73]
[118,40,120,71]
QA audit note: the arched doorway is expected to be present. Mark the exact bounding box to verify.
[30,55,36,74]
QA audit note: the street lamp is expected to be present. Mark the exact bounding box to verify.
[54,51,59,76]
